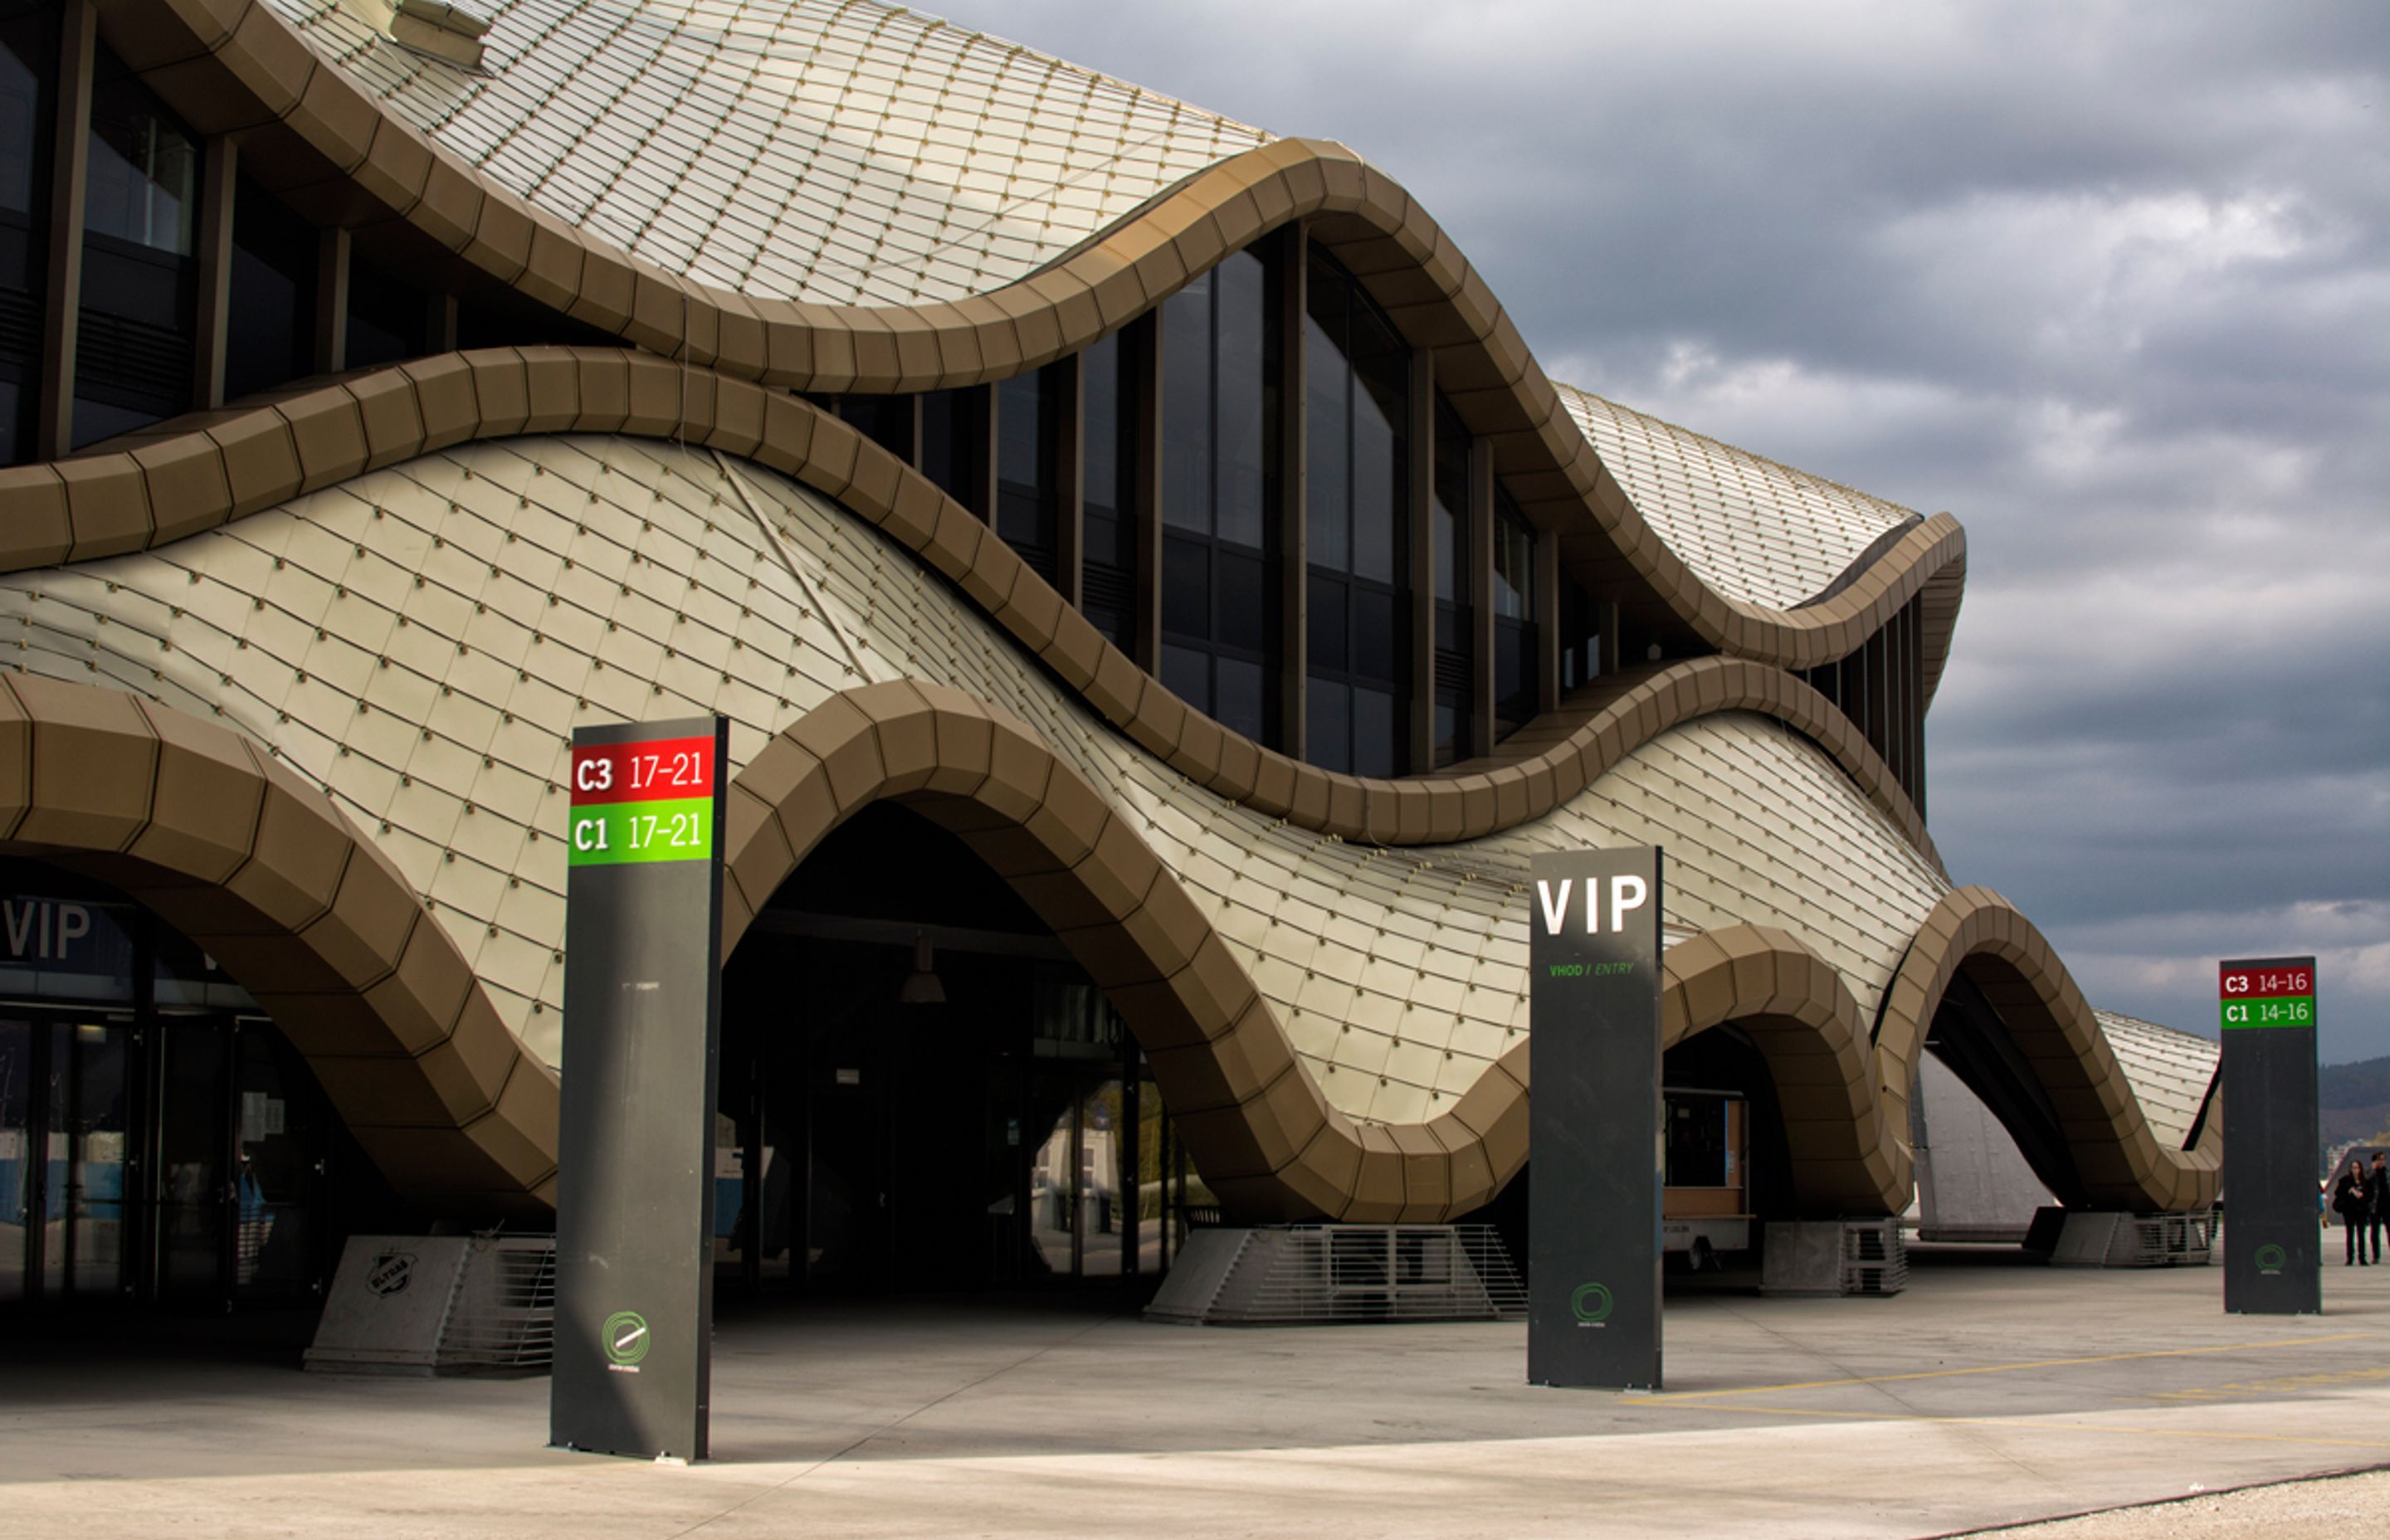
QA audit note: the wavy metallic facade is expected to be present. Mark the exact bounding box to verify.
[0,0,2216,1225]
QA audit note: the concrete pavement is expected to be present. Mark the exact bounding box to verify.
[1,1245,2385,1538]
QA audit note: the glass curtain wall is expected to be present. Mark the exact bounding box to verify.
[0,1,51,466]
[1079,328,1141,651]
[1491,489,1539,740]
[1431,398,1473,767]
[74,46,198,447]
[1303,246,1412,777]
[920,385,988,517]
[223,176,312,402]
[1158,247,1276,747]
[996,362,1065,585]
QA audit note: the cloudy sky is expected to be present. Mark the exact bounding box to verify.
[944,0,2390,1063]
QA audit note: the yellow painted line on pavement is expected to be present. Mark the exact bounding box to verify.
[1647,1332,2381,1402]
[1641,1399,2390,1452]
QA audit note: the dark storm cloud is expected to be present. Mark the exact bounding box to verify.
[944,1,2390,1058]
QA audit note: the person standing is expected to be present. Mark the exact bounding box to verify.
[2370,1151,2387,1265]
[2329,1157,2371,1265]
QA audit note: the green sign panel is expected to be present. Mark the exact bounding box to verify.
[567,801,714,866]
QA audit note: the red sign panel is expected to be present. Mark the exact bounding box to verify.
[2218,962,2314,1001]
[568,736,717,807]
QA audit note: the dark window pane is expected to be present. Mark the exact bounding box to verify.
[1161,534,1209,640]
[1350,587,1399,683]
[224,178,311,402]
[1351,385,1397,585]
[1216,546,1266,655]
[1161,644,1210,714]
[346,260,424,369]
[1214,657,1266,744]
[1306,677,1350,774]
[1351,687,1397,779]
[84,50,195,255]
[1433,701,1461,769]
[1082,331,1122,517]
[1213,249,1266,549]
[1307,573,1346,673]
[997,364,1062,568]
[70,392,159,447]
[1304,309,1347,571]
[1160,275,1211,534]
[839,394,915,461]
[1084,507,1124,573]
[0,7,51,216]
[1494,495,1536,621]
[920,387,986,515]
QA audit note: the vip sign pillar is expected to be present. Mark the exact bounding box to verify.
[551,716,729,1460]
[1527,846,1663,1391]
[2220,956,2320,1316]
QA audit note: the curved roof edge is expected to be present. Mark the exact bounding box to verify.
[0,348,1942,865]
[98,0,1968,680]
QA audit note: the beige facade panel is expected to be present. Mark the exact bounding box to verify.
[91,0,1963,679]
[0,361,1941,869]
[0,432,2199,1219]
[0,672,553,1216]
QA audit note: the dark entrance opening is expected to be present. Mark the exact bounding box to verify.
[0,859,395,1315]
[717,804,1207,1299]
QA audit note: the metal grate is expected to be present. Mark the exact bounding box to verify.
[1148,1225,1526,1326]
[1841,1217,1908,1296]
[434,1235,557,1372]
[2113,1212,2216,1268]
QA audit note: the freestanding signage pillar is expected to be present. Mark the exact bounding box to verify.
[1527,846,1663,1391]
[551,715,729,1459]
[2220,955,2320,1316]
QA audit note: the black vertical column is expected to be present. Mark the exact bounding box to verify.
[2220,955,2320,1316]
[551,715,729,1460]
[1528,846,1664,1391]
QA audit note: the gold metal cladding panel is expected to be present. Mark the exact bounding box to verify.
[0,359,1942,869]
[0,436,1924,1118]
[257,0,1272,309]
[0,673,554,1214]
[0,434,2206,1217]
[1558,384,1922,612]
[102,0,1967,678]
[2096,1009,2221,1152]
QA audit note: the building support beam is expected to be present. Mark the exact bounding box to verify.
[191,135,237,409]
[37,0,98,460]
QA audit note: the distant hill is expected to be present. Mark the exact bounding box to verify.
[2320,1056,2390,1149]
[2320,1056,2390,1112]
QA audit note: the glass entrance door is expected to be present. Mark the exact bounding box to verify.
[1026,1072,1127,1280]
[0,1014,136,1304]
[1,1019,28,1303]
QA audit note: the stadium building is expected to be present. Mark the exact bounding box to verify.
[0,0,2219,1313]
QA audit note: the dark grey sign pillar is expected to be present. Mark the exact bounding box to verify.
[1527,846,1663,1391]
[551,715,729,1460]
[2219,955,2320,1316]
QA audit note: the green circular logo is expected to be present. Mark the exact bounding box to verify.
[603,1309,651,1366]
[1571,1281,1614,1324]
[2254,1244,2287,1273]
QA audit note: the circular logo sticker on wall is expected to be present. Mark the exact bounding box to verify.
[2253,1244,2287,1274]
[603,1309,651,1367]
[1570,1281,1614,1325]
